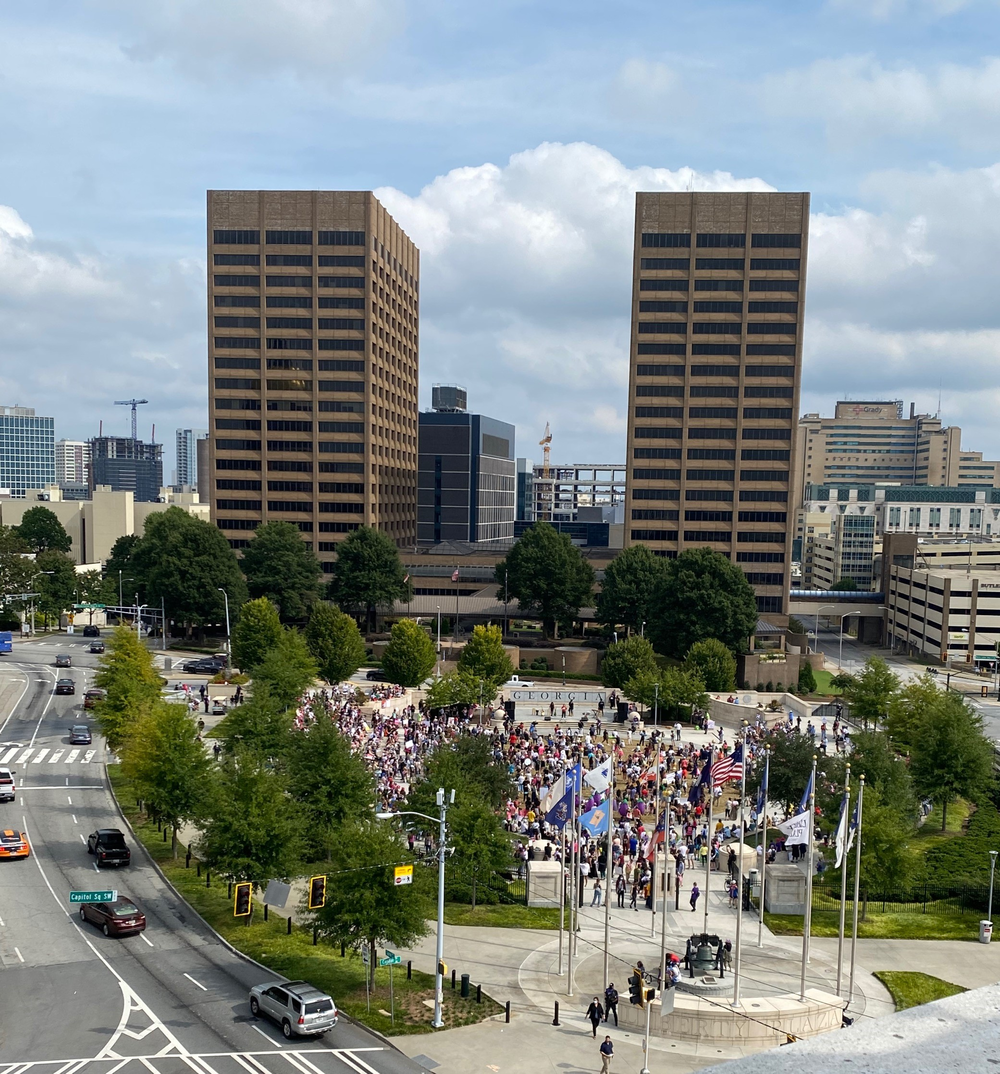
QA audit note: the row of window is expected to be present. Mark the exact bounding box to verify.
[635,428,791,440]
[213,275,365,289]
[636,363,793,377]
[641,233,801,248]
[216,459,363,472]
[213,337,366,352]
[637,386,793,399]
[632,448,790,461]
[214,229,366,246]
[216,499,366,513]
[214,379,367,395]
[217,480,365,493]
[638,344,795,356]
[635,405,793,418]
[640,258,800,271]
[628,529,786,543]
[214,357,364,371]
[639,301,798,314]
[641,280,798,293]
[639,323,797,336]
[216,437,366,452]
[214,296,365,309]
[214,317,367,330]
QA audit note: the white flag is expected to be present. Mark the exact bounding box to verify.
[834,795,849,869]
[776,811,810,846]
[584,759,613,794]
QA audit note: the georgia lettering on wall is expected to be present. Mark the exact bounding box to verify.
[507,690,607,703]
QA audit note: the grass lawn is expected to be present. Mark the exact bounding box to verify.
[443,903,561,930]
[765,910,981,941]
[809,669,842,696]
[873,971,967,1011]
[915,798,972,841]
[108,767,501,1036]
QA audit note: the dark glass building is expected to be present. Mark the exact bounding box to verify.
[89,437,163,503]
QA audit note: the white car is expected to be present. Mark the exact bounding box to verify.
[504,676,535,688]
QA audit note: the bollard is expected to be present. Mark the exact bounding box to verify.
[461,973,470,998]
[552,1000,560,1026]
[264,904,268,922]
[476,983,482,1004]
[185,850,191,869]
[451,968,456,990]
[197,861,201,877]
[407,960,412,980]
[505,1001,511,1024]
[341,941,345,958]
[228,882,232,899]
[313,927,318,946]
[286,915,292,936]
[206,870,210,888]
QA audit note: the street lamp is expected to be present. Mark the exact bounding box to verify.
[28,570,54,633]
[375,790,453,1031]
[436,606,442,678]
[118,570,134,609]
[641,621,645,638]
[136,603,147,640]
[988,850,999,935]
[217,587,231,674]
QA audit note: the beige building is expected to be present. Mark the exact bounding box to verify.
[0,486,210,565]
[624,190,809,620]
[207,191,419,573]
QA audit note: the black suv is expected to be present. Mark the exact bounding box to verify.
[87,829,131,867]
[181,657,226,674]
[82,625,101,638]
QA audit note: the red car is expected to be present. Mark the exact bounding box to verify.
[79,897,146,937]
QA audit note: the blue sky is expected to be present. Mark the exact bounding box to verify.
[2,0,1000,476]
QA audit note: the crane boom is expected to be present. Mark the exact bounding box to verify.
[114,398,149,441]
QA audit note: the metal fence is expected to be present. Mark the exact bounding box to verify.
[448,863,527,906]
[809,878,992,917]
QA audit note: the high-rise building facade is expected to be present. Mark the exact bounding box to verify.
[55,439,90,486]
[0,406,55,499]
[624,191,810,618]
[207,191,419,567]
[175,428,208,489]
[89,437,163,502]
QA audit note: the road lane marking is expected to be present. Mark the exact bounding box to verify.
[28,667,58,747]
[15,749,33,764]
[249,1025,281,1047]
[47,750,64,763]
[79,834,86,844]
[81,751,94,764]
[0,747,18,763]
[13,947,24,963]
[140,932,154,947]
[0,912,4,925]
[72,814,77,823]
[66,749,80,763]
[183,972,208,991]
[67,796,72,804]
[32,749,49,763]
[0,664,31,740]
[278,1053,314,1074]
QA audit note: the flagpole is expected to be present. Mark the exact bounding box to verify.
[557,761,567,977]
[651,745,662,938]
[848,775,865,1008]
[799,755,817,1002]
[757,747,770,948]
[603,758,614,994]
[835,763,851,997]
[704,744,714,935]
[732,723,748,1005]
[567,770,576,997]
[659,757,671,989]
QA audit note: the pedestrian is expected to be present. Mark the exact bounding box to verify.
[591,877,603,907]
[616,873,626,908]
[604,983,619,1026]
[599,1035,614,1074]
[690,882,700,912]
[212,741,221,760]
[586,996,605,1037]
[629,878,639,911]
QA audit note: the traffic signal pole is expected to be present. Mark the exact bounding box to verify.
[640,999,652,1074]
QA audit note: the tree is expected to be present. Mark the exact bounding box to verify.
[285,705,374,861]
[797,662,818,694]
[325,527,410,632]
[847,730,915,821]
[830,577,859,591]
[886,674,940,751]
[457,624,513,697]
[380,619,436,687]
[684,638,737,692]
[309,820,428,988]
[410,735,513,816]
[647,547,757,659]
[0,526,32,610]
[76,569,116,608]
[120,702,212,857]
[449,800,512,909]
[104,534,141,599]
[231,597,284,673]
[93,626,163,752]
[601,635,659,690]
[130,508,247,634]
[909,691,994,830]
[595,544,669,634]
[35,550,78,626]
[240,521,322,622]
[15,506,72,554]
[251,629,318,711]
[423,670,483,711]
[840,656,900,731]
[624,666,708,724]
[746,732,822,814]
[495,522,595,638]
[213,685,292,759]
[198,749,302,894]
[305,602,366,684]
[855,784,918,911]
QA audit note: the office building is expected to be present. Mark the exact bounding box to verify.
[516,458,534,522]
[624,190,809,617]
[0,406,55,499]
[533,463,626,523]
[207,190,419,567]
[175,428,208,489]
[417,391,515,544]
[89,436,163,503]
[55,439,90,485]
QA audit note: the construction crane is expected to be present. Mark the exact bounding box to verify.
[538,422,552,479]
[114,398,149,441]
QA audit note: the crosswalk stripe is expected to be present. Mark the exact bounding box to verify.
[48,750,64,763]
[32,749,49,764]
[66,749,80,763]
[81,751,94,764]
[14,749,32,764]
[0,747,18,764]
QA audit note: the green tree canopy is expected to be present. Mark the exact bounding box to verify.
[213,685,293,759]
[830,577,860,591]
[495,522,595,638]
[104,534,141,600]
[456,624,513,697]
[325,526,410,631]
[855,784,918,902]
[797,662,818,694]
[886,674,940,751]
[380,619,436,688]
[15,506,72,554]
[745,732,844,816]
[240,521,322,622]
[595,544,670,634]
[601,635,659,690]
[130,508,247,632]
[231,597,284,673]
[423,670,484,711]
[409,734,513,816]
[449,799,513,909]
[305,602,366,684]
[251,628,318,711]
[35,549,78,625]
[647,547,757,659]
[0,526,32,609]
[839,656,900,731]
[624,665,708,724]
[684,638,738,692]
[93,625,163,751]
[847,730,915,820]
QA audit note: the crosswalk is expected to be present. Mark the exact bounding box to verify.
[0,1048,388,1074]
[0,746,97,766]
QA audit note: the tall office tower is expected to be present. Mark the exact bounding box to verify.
[0,405,55,499]
[624,191,810,618]
[175,428,208,489]
[89,436,163,502]
[55,439,91,486]
[207,191,419,567]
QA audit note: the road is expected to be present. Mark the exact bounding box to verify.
[0,634,424,1074]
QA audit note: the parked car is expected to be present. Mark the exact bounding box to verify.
[181,657,225,674]
[89,641,106,654]
[0,768,15,803]
[84,687,106,709]
[79,896,146,937]
[87,828,131,867]
[82,625,101,637]
[249,980,338,1039]
[504,675,535,688]
[0,828,30,859]
[55,653,72,668]
[366,668,389,681]
[69,724,92,745]
[55,678,75,695]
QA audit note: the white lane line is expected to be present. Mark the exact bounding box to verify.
[81,750,94,764]
[32,748,49,763]
[67,795,72,804]
[183,972,208,991]
[28,667,59,747]
[0,664,30,740]
[0,746,18,764]
[140,932,154,948]
[72,814,77,823]
[0,912,5,925]
[79,833,87,844]
[66,749,80,763]
[278,1053,313,1074]
[13,947,24,963]
[48,750,64,763]
[249,1024,281,1048]
[14,748,33,764]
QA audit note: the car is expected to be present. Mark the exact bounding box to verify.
[55,678,75,695]
[82,625,101,637]
[79,896,146,937]
[89,641,106,654]
[69,724,92,745]
[181,657,225,674]
[0,767,15,803]
[87,828,131,867]
[366,668,389,681]
[249,980,338,1039]
[0,828,30,859]
[84,687,106,709]
[55,653,72,668]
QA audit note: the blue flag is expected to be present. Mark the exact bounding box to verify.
[579,801,611,837]
[688,757,712,805]
[797,769,814,815]
[545,787,575,830]
[755,751,769,818]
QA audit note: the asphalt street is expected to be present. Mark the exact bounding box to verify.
[0,634,425,1074]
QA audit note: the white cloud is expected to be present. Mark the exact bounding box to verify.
[828,0,973,18]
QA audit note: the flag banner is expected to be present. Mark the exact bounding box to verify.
[755,752,770,817]
[847,795,860,855]
[646,815,666,859]
[776,810,810,846]
[584,758,613,794]
[688,756,712,804]
[713,744,742,787]
[451,569,459,582]
[540,764,584,813]
[544,787,575,830]
[579,802,611,837]
[834,793,850,869]
[798,769,815,815]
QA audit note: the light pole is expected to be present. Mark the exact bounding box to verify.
[641,621,645,638]
[118,570,134,609]
[378,791,453,1028]
[29,570,54,634]
[136,603,147,640]
[217,587,231,674]
[988,850,999,934]
[436,605,441,677]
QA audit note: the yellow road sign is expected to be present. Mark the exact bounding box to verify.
[393,864,413,886]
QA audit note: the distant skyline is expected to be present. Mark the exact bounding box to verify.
[3,1,1000,476]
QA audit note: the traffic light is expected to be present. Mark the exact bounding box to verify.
[308,874,327,910]
[234,881,252,917]
[628,968,644,1007]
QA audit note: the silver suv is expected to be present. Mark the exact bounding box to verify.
[249,980,338,1038]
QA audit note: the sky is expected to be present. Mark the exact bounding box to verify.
[3,0,1000,477]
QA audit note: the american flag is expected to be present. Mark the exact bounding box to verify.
[712,744,742,787]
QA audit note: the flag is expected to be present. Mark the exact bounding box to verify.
[584,758,613,794]
[834,792,850,869]
[541,764,584,813]
[646,814,666,860]
[688,757,712,805]
[545,787,575,830]
[798,769,814,815]
[755,752,770,818]
[579,802,611,837]
[451,569,460,582]
[776,810,810,846]
[847,795,861,855]
[713,744,742,787]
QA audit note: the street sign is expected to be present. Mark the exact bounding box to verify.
[70,890,117,903]
[74,603,106,610]
[361,945,370,965]
[393,864,413,886]
[378,957,393,966]
[382,950,402,965]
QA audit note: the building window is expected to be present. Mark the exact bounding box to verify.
[638,323,687,334]
[639,301,688,313]
[695,280,744,292]
[697,233,746,248]
[318,276,365,288]
[641,233,691,247]
[751,234,801,247]
[215,295,260,308]
[214,253,260,266]
[318,230,365,245]
[694,301,742,314]
[214,316,260,329]
[214,275,260,287]
[749,280,799,292]
[640,257,690,269]
[748,301,798,314]
[318,255,366,267]
[750,258,799,270]
[213,230,259,244]
[693,323,742,334]
[266,230,312,244]
[695,258,744,270]
[640,280,690,291]
[266,317,313,329]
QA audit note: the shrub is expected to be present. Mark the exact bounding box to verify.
[756,681,764,692]
[798,663,818,694]
[775,682,784,692]
[765,681,774,692]
[743,680,751,690]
